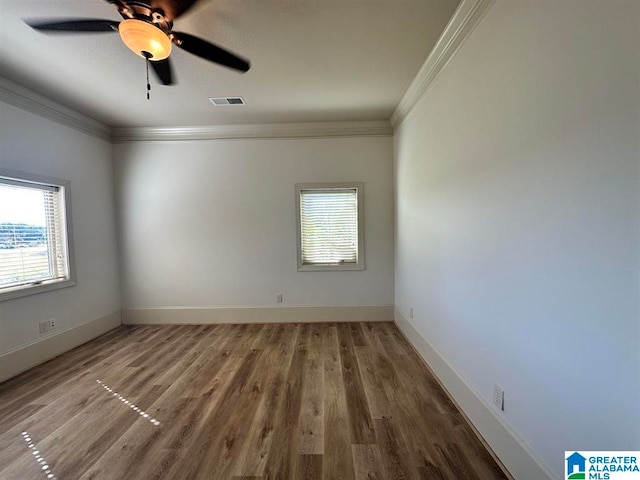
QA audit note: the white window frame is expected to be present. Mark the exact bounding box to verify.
[0,169,76,302]
[295,182,365,272]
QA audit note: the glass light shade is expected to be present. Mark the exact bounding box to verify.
[119,19,172,60]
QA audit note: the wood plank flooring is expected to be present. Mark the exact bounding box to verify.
[0,323,510,480]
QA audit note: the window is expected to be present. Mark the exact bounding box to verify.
[296,182,364,271]
[0,170,75,301]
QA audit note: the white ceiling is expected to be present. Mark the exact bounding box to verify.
[0,0,460,128]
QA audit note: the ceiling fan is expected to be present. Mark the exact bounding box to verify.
[26,0,250,95]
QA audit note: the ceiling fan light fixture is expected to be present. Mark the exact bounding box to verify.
[119,18,171,60]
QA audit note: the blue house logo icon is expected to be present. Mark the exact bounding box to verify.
[566,452,586,479]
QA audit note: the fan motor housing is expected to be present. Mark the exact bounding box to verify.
[119,1,173,31]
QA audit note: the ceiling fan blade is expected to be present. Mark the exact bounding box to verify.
[27,19,120,33]
[151,0,200,21]
[150,58,175,85]
[172,32,250,72]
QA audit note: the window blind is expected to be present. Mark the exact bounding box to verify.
[299,188,358,265]
[0,180,69,291]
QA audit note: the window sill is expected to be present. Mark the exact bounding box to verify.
[0,278,76,302]
[298,263,365,272]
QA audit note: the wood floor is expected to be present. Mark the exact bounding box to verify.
[0,322,509,480]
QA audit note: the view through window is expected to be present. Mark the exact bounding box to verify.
[0,175,72,297]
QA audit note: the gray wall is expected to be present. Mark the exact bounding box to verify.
[0,100,121,367]
[114,136,394,311]
[394,0,640,477]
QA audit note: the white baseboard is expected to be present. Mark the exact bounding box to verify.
[0,311,121,383]
[394,309,556,480]
[122,305,393,325]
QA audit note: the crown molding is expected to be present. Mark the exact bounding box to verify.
[111,120,392,143]
[1,79,392,143]
[391,0,495,129]
[0,77,111,141]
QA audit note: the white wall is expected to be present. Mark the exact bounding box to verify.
[0,100,121,378]
[114,136,394,315]
[394,0,640,478]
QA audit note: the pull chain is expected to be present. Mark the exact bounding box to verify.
[145,55,151,100]
[142,51,152,100]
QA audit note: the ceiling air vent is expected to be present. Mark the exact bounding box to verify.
[209,97,245,106]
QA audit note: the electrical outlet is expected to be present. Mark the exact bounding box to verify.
[38,321,49,334]
[409,307,414,319]
[49,319,57,330]
[276,294,283,303]
[493,384,505,411]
